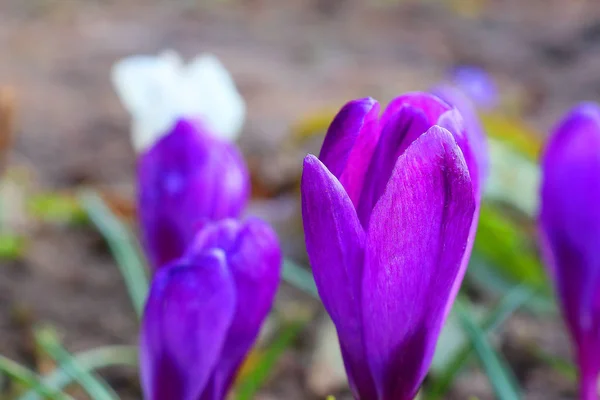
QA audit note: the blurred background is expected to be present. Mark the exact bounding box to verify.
[1,0,600,399]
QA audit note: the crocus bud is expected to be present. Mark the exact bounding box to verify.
[140,217,281,400]
[137,119,250,269]
[539,103,600,400]
[111,50,246,152]
[301,93,478,400]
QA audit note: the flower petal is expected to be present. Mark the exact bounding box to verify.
[112,51,189,153]
[362,126,475,400]
[190,218,282,399]
[357,104,430,227]
[300,154,377,399]
[180,54,246,141]
[380,92,451,128]
[140,250,236,400]
[433,85,489,191]
[137,119,250,270]
[319,98,381,207]
[540,102,600,377]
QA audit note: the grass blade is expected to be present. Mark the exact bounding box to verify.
[427,286,533,399]
[282,259,319,299]
[34,328,117,400]
[0,355,74,400]
[19,346,137,400]
[455,300,521,400]
[78,190,148,317]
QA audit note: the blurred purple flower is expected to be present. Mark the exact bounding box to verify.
[137,119,250,270]
[301,93,479,400]
[539,103,600,400]
[449,65,498,110]
[140,217,281,400]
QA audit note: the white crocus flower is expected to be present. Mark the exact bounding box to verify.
[111,50,246,153]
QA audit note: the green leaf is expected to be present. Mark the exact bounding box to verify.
[78,190,148,317]
[282,259,319,299]
[19,346,137,400]
[34,327,117,400]
[0,354,74,400]
[427,286,533,399]
[455,300,521,400]
[235,320,304,400]
[474,204,547,290]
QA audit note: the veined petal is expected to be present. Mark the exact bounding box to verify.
[362,126,475,400]
[381,92,451,128]
[137,119,250,269]
[190,218,282,400]
[300,155,377,399]
[540,103,600,378]
[357,105,430,226]
[434,85,489,191]
[140,250,236,400]
[319,98,381,207]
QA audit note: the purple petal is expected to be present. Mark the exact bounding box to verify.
[381,92,451,128]
[300,154,377,399]
[140,250,236,400]
[357,104,430,226]
[191,218,282,400]
[433,85,489,191]
[137,119,250,270]
[361,126,475,400]
[451,65,498,110]
[539,102,600,381]
[319,98,381,207]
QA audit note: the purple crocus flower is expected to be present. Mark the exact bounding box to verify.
[137,119,250,270]
[140,217,281,400]
[301,92,479,400]
[539,103,600,400]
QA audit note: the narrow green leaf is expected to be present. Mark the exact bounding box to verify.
[78,190,148,317]
[19,346,137,400]
[427,286,533,399]
[455,300,521,400]
[0,354,74,400]
[282,259,319,299]
[34,327,117,400]
[235,321,304,400]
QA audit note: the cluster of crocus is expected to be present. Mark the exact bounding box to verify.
[112,51,281,400]
[539,103,600,400]
[301,92,486,399]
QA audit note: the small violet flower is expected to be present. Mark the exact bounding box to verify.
[112,51,250,269]
[141,217,281,400]
[448,65,498,111]
[301,92,481,400]
[539,103,600,400]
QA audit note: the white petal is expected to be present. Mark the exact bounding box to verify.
[111,50,246,153]
[179,53,246,141]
